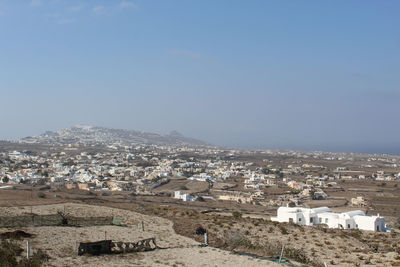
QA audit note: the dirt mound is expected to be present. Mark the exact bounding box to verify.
[0,230,33,239]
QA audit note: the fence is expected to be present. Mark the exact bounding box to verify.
[0,214,118,228]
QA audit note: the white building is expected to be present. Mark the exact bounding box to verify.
[174,191,195,202]
[188,176,216,183]
[271,206,388,232]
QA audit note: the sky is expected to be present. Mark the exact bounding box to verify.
[0,0,399,154]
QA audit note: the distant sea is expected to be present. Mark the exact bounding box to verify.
[347,146,400,156]
[239,144,400,156]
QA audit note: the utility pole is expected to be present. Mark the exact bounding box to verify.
[26,240,30,259]
[204,231,208,246]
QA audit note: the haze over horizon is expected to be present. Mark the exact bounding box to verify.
[1,1,399,154]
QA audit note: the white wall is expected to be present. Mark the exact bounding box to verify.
[354,216,385,231]
[174,191,181,199]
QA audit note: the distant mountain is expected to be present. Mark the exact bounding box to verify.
[20,125,210,147]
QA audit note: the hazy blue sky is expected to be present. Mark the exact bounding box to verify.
[0,1,399,154]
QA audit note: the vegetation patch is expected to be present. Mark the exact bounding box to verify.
[0,240,49,267]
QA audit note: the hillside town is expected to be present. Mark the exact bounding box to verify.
[1,130,400,213]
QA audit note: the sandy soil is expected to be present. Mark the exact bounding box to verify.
[0,203,279,267]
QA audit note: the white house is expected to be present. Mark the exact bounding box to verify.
[174,191,195,202]
[271,206,388,232]
[188,176,216,183]
[50,176,65,183]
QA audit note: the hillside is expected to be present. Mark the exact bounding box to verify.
[19,125,209,147]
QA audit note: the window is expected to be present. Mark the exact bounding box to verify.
[347,224,351,229]
[319,218,322,223]
[310,218,313,223]
[356,224,358,228]
[289,218,293,223]
[299,218,302,222]
[325,218,328,223]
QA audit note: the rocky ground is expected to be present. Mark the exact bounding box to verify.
[0,203,280,267]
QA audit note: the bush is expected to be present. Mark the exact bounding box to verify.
[278,224,288,235]
[0,240,49,267]
[0,240,20,266]
[232,211,242,219]
[224,231,253,249]
[179,185,189,190]
[284,247,320,266]
[19,249,50,267]
[347,229,362,240]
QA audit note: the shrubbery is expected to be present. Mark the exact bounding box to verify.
[232,211,242,218]
[0,240,49,267]
[224,231,253,249]
[37,192,46,198]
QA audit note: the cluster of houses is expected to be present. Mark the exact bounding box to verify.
[1,146,400,213]
[243,173,276,189]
